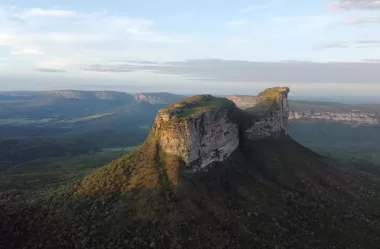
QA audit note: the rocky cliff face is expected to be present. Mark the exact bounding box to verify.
[135,92,184,104]
[245,88,290,139]
[227,88,290,139]
[153,95,239,172]
[152,88,290,172]
[225,95,259,109]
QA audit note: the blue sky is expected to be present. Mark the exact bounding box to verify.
[1,0,380,97]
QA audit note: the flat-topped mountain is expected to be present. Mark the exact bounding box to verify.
[78,87,291,192]
[71,87,380,248]
[135,92,185,104]
[0,90,134,101]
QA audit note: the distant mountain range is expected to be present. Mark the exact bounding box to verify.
[1,90,379,126]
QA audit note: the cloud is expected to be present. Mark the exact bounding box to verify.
[80,59,380,84]
[314,41,348,50]
[10,48,43,55]
[241,0,282,12]
[226,36,249,45]
[19,8,76,18]
[36,68,66,73]
[339,16,380,25]
[83,64,142,73]
[108,60,161,64]
[362,58,380,63]
[0,6,194,70]
[357,40,380,44]
[330,0,380,10]
[226,19,247,28]
[314,40,380,50]
[242,4,273,12]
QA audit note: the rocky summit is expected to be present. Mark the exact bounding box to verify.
[151,87,290,173]
[77,88,293,194]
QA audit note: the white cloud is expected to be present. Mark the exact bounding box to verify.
[330,0,380,10]
[10,48,43,55]
[314,41,349,50]
[241,0,283,12]
[38,58,73,68]
[0,6,194,71]
[242,4,273,12]
[226,19,247,28]
[19,8,76,18]
[342,15,380,24]
[226,36,249,45]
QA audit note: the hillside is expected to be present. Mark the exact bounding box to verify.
[2,87,379,249]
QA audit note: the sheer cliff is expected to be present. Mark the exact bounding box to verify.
[76,87,293,193]
[152,95,239,172]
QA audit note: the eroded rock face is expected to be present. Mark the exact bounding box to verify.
[153,108,239,172]
[151,88,290,172]
[226,95,259,109]
[236,88,290,140]
[245,111,284,139]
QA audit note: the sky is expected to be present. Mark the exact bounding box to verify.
[0,0,380,97]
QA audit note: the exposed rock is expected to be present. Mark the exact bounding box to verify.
[225,95,259,109]
[152,88,290,172]
[243,87,290,139]
[153,95,239,172]
[244,111,284,139]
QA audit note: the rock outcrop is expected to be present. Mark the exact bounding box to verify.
[153,95,239,172]
[135,92,184,104]
[245,88,289,139]
[152,87,290,172]
[228,87,290,139]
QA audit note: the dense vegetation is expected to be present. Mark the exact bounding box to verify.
[288,121,380,165]
[0,93,163,170]
[257,87,289,100]
[161,94,235,118]
[2,134,380,249]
